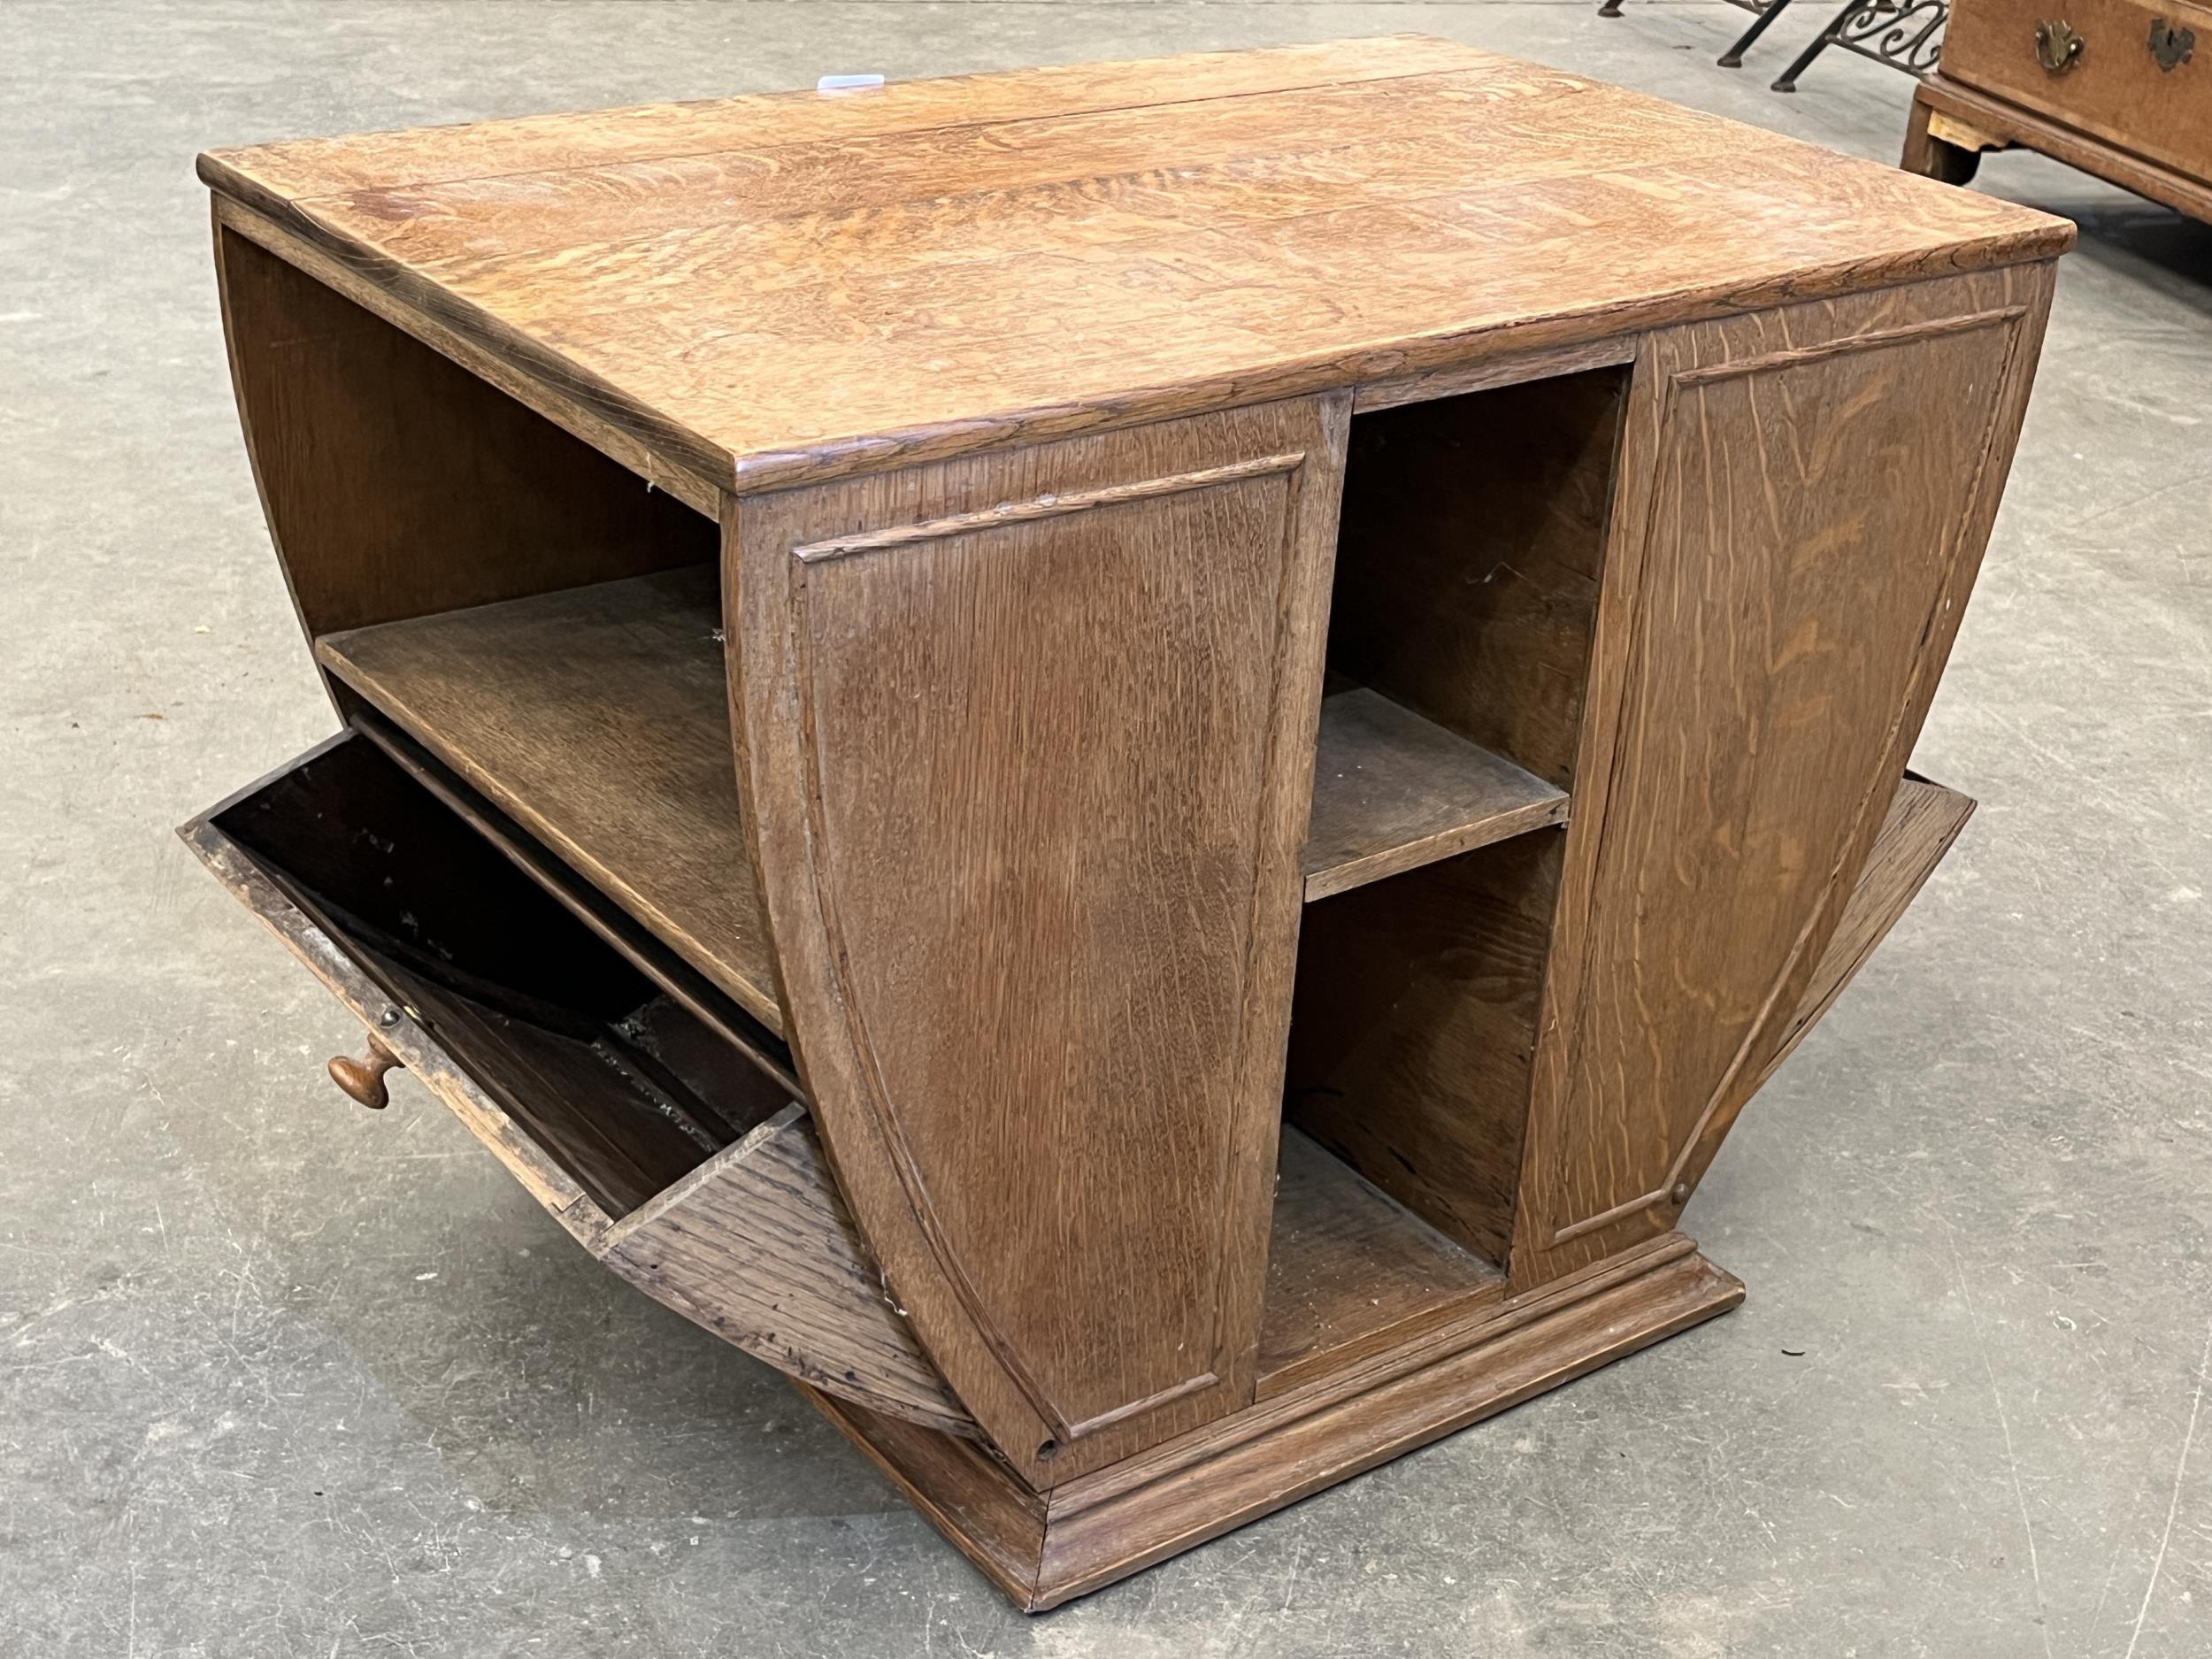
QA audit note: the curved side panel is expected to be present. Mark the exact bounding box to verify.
[211,205,711,654]
[731,399,1348,1485]
[1744,774,1977,1101]
[1510,265,2055,1289]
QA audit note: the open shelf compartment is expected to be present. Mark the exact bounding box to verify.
[316,565,786,1034]
[267,248,1631,1394]
[1282,359,1631,1274]
[1303,687,1565,901]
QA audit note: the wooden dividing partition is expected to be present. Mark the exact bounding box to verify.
[181,37,2068,1608]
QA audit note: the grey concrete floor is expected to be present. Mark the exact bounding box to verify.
[4,3,2209,1655]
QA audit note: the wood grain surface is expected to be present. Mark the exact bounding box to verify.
[214,218,714,641]
[1939,0,2212,180]
[1751,775,1978,1094]
[187,735,965,1435]
[1509,266,2055,1287]
[1255,1129,1505,1398]
[1287,829,1564,1265]
[348,711,801,1095]
[318,566,787,1033]
[802,1233,1741,1609]
[180,812,614,1248]
[1302,687,1567,900]
[1328,366,1627,789]
[731,398,1348,1486]
[181,35,2072,1601]
[199,37,2069,495]
[602,1105,976,1436]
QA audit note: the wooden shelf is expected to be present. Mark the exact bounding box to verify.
[319,579,1571,1030]
[1302,687,1568,901]
[1256,1128,1504,1398]
[317,567,787,1035]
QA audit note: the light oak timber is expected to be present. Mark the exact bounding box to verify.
[1302,687,1568,901]
[1750,775,1978,1094]
[1508,266,2055,1288]
[1327,365,1627,789]
[600,1105,973,1437]
[803,1233,1742,1610]
[181,754,615,1245]
[213,212,718,642]
[199,38,2068,495]
[1353,334,1638,413]
[1286,829,1563,1267]
[348,710,801,1098]
[318,567,787,1035]
[1256,1128,1505,1398]
[215,198,726,519]
[181,39,2070,1609]
[321,567,1573,1043]
[207,37,1505,198]
[179,736,969,1436]
[731,398,1350,1487]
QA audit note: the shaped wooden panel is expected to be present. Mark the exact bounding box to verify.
[731,398,1348,1484]
[1510,265,2055,1287]
[180,735,970,1437]
[1749,774,1978,1097]
[600,1105,974,1437]
[212,215,713,649]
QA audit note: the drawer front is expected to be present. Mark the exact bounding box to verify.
[1943,0,2212,177]
[184,799,613,1242]
[180,730,974,1436]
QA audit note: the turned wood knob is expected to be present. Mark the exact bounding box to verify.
[327,1033,403,1110]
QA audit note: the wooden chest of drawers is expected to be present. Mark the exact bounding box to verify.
[1906,0,2212,220]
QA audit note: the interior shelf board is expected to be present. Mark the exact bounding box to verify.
[1256,1127,1505,1398]
[1302,687,1569,902]
[315,566,787,1035]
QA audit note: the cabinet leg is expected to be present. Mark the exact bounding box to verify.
[1901,96,1984,185]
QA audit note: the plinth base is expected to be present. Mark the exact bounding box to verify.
[802,1233,1743,1610]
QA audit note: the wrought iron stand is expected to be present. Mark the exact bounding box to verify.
[1601,0,1948,94]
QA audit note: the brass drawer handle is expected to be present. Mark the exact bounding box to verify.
[328,1032,404,1109]
[2035,18,2085,72]
[2149,17,2195,68]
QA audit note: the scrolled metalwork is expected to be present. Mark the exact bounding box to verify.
[1837,0,1953,78]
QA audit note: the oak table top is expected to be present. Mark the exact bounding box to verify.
[199,35,2070,498]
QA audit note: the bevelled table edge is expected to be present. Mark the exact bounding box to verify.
[197,35,2078,504]
[204,169,2073,504]
[204,184,735,518]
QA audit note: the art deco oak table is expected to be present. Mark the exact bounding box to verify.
[183,36,2070,1609]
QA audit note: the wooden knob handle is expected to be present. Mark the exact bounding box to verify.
[327,1033,403,1110]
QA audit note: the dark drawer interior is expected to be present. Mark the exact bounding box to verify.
[208,732,794,1217]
